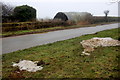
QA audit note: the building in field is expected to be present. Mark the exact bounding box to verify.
[54,12,93,23]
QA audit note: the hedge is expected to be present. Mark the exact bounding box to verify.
[2,21,71,32]
[92,17,119,23]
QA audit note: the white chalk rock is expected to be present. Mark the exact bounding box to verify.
[12,60,43,72]
[81,37,120,55]
[81,52,90,56]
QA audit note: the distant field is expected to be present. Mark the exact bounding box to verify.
[2,28,119,78]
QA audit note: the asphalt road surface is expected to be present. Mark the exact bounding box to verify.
[1,23,119,54]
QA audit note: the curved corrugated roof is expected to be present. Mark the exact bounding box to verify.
[63,12,93,22]
[54,12,93,22]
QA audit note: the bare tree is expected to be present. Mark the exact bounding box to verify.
[110,0,120,3]
[1,2,14,17]
[104,10,109,18]
[0,2,15,22]
[107,0,120,5]
[104,10,109,22]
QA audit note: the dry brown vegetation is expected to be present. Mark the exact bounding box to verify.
[2,21,73,32]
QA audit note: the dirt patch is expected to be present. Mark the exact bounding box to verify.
[8,68,25,78]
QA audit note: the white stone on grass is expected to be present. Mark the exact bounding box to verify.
[12,60,43,72]
[80,37,120,56]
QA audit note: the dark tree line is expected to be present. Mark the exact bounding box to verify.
[1,2,36,22]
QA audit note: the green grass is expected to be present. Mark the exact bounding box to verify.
[1,22,118,37]
[1,27,64,37]
[2,28,120,78]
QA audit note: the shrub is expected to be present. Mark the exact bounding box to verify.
[13,5,36,22]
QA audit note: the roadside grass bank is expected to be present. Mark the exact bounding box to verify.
[2,28,120,78]
[1,22,118,38]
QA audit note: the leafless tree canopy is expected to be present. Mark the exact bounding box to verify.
[0,2,14,17]
[104,10,109,17]
[110,0,120,3]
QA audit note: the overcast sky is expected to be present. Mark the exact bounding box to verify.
[1,0,119,19]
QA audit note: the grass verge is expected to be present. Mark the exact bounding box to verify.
[1,22,118,37]
[2,28,120,78]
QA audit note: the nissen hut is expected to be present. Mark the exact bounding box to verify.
[54,12,93,23]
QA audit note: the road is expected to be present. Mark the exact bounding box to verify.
[1,23,119,54]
